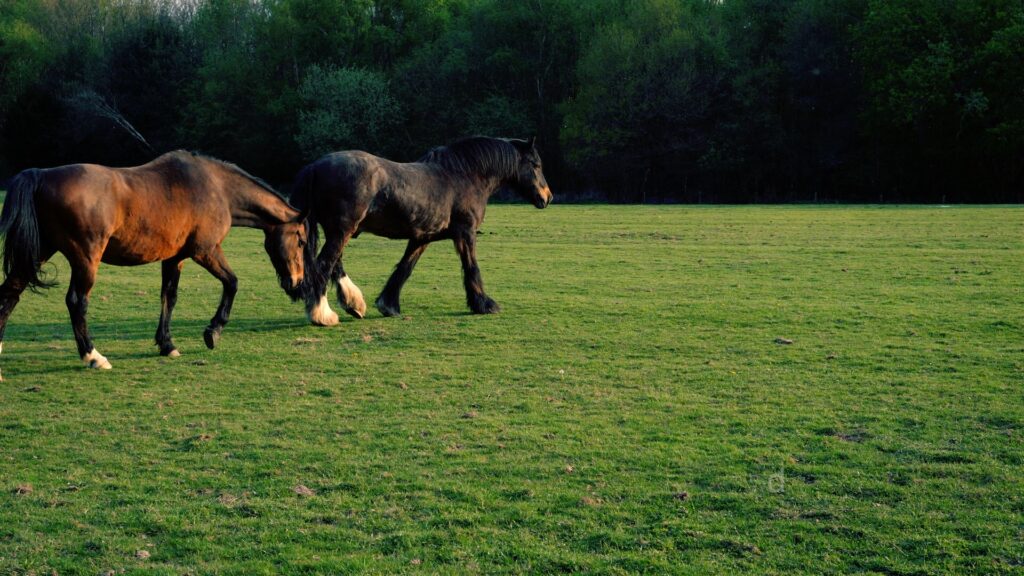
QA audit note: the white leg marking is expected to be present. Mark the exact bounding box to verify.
[338,275,366,319]
[82,348,113,370]
[307,295,340,326]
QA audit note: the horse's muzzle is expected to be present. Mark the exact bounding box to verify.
[281,277,305,302]
[535,187,553,209]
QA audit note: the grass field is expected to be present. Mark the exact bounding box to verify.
[0,204,1021,575]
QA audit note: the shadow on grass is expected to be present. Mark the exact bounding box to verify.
[6,316,313,343]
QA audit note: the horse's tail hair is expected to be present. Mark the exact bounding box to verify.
[289,164,324,301]
[0,169,54,291]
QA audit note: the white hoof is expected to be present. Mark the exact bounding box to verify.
[338,276,366,319]
[168,349,181,358]
[308,295,340,326]
[82,348,113,370]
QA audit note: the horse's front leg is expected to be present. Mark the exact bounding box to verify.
[155,259,185,357]
[453,229,499,314]
[305,233,343,326]
[65,255,111,369]
[193,246,238,349]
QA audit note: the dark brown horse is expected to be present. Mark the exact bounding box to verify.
[290,136,552,326]
[0,151,307,378]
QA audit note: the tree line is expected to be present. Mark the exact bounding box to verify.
[1,0,1022,203]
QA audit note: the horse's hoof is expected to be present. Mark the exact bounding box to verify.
[339,276,366,319]
[308,296,340,326]
[471,296,501,315]
[203,328,220,350]
[159,344,180,357]
[375,297,401,317]
[83,349,113,369]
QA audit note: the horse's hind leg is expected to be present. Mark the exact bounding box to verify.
[0,276,30,380]
[453,229,499,314]
[66,253,111,369]
[376,239,429,317]
[193,246,237,349]
[155,259,185,357]
[0,246,56,379]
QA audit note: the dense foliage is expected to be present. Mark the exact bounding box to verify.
[1,0,1021,202]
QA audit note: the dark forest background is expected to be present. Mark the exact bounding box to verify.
[1,0,1022,202]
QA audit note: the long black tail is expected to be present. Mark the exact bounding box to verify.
[289,163,324,302]
[0,169,54,291]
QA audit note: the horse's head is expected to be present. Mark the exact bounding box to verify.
[264,211,308,301]
[511,137,553,209]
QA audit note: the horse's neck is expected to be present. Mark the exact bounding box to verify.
[461,173,505,201]
[228,182,292,229]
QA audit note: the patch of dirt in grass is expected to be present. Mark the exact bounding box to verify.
[836,430,870,443]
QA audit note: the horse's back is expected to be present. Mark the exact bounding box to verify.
[312,151,388,195]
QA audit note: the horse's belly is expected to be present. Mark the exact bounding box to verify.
[360,203,449,240]
[102,232,185,265]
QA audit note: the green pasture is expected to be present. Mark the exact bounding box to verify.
[0,205,1021,574]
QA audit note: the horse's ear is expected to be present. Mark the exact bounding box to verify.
[528,136,537,150]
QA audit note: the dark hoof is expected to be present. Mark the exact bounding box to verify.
[159,345,180,357]
[342,305,365,319]
[470,295,501,315]
[203,327,221,350]
[375,296,401,318]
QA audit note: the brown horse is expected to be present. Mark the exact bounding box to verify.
[290,136,552,326]
[0,151,307,378]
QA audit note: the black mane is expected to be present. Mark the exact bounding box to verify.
[417,136,521,179]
